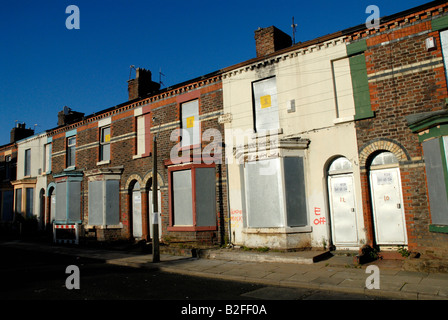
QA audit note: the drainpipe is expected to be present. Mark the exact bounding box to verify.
[152,134,160,263]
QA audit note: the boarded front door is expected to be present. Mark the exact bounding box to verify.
[149,190,162,239]
[132,184,142,238]
[328,174,358,246]
[370,168,407,245]
[50,192,56,222]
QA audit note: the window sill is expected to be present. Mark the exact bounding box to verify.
[133,153,151,160]
[252,128,283,139]
[167,225,217,232]
[333,115,354,125]
[96,160,110,166]
[429,224,448,234]
[64,166,76,172]
[86,223,123,230]
[243,226,312,234]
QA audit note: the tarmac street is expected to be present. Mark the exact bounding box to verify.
[1,240,448,301]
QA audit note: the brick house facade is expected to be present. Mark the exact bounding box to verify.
[345,1,448,262]
[44,68,227,246]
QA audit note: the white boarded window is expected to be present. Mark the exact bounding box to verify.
[252,77,279,132]
[136,115,145,156]
[43,143,51,173]
[181,99,200,147]
[172,169,194,226]
[67,137,76,168]
[24,149,31,176]
[441,30,448,85]
[244,157,308,228]
[88,179,120,226]
[169,166,217,229]
[332,58,355,119]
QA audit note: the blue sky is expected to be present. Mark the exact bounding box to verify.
[0,0,432,146]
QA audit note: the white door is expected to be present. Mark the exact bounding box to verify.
[50,193,56,222]
[132,190,142,238]
[148,190,162,239]
[328,174,358,246]
[370,168,407,245]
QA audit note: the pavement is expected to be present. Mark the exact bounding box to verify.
[2,239,448,300]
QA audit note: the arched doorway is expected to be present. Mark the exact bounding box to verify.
[369,151,407,245]
[327,157,358,247]
[131,181,142,239]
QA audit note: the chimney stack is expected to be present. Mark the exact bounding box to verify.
[127,68,161,101]
[58,106,85,126]
[10,123,34,143]
[254,26,292,58]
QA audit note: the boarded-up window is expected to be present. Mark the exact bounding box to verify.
[15,188,22,214]
[100,126,111,161]
[68,181,81,222]
[423,137,448,225]
[88,180,103,226]
[55,179,81,223]
[172,169,193,226]
[244,157,307,228]
[245,158,284,227]
[170,166,217,228]
[195,167,216,227]
[284,157,307,227]
[88,179,120,226]
[181,99,200,147]
[55,182,66,221]
[25,188,34,218]
[44,143,51,173]
[24,149,31,176]
[441,30,448,85]
[252,77,279,132]
[67,137,76,167]
[332,58,355,118]
[136,115,145,156]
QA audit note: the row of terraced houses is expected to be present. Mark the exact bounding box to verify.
[2,0,448,270]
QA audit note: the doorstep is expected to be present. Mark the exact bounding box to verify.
[197,247,332,264]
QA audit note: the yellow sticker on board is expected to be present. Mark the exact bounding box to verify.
[186,116,195,128]
[260,95,271,109]
[105,134,111,142]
